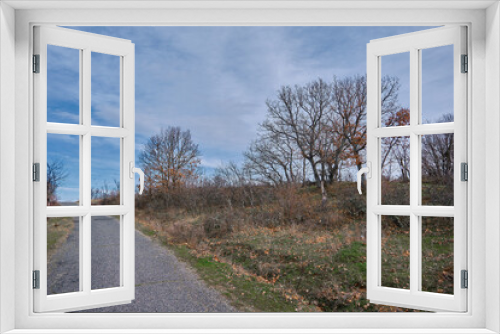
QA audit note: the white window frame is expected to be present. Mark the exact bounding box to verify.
[33,26,136,313]
[1,1,499,333]
[366,26,468,312]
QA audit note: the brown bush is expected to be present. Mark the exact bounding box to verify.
[139,181,374,240]
[246,208,282,228]
[380,180,410,205]
[275,184,310,225]
[164,221,205,248]
[335,183,366,219]
[203,214,234,239]
[136,182,276,216]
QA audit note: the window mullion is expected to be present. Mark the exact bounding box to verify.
[409,47,420,294]
[416,47,423,293]
[82,47,92,294]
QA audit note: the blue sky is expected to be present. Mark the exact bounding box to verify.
[47,26,453,202]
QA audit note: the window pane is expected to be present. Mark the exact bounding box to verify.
[91,137,121,205]
[380,52,410,127]
[421,217,454,294]
[421,134,454,206]
[47,217,80,295]
[91,52,121,127]
[47,45,80,124]
[381,215,410,289]
[381,136,410,205]
[47,134,80,205]
[92,215,121,290]
[421,45,454,124]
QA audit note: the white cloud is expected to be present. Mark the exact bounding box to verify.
[66,25,437,175]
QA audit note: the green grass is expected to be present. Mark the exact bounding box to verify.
[381,226,410,290]
[136,222,304,312]
[176,246,302,311]
[421,218,454,294]
[333,241,366,285]
[203,229,376,312]
[136,214,431,312]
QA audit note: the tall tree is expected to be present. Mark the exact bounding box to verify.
[261,79,332,187]
[333,75,400,173]
[247,75,401,193]
[139,126,201,193]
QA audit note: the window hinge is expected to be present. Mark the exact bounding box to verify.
[33,270,40,289]
[461,54,468,73]
[33,163,40,182]
[461,162,468,181]
[33,54,40,73]
[461,270,468,289]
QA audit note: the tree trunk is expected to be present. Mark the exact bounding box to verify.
[328,164,339,183]
[320,179,327,207]
[320,158,328,207]
[308,157,321,187]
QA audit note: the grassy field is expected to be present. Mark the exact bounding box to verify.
[135,182,454,312]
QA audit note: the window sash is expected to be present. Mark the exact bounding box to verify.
[32,25,136,313]
[366,26,467,312]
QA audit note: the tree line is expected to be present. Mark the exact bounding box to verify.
[138,75,454,200]
[46,74,454,205]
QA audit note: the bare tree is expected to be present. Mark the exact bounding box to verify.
[381,108,411,179]
[139,126,201,194]
[215,161,253,187]
[214,161,255,207]
[47,160,68,205]
[262,79,332,187]
[322,109,348,183]
[333,75,400,174]
[244,132,303,186]
[422,113,454,182]
[393,137,411,182]
[245,75,400,202]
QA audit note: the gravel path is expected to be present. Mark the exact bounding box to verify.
[47,216,236,313]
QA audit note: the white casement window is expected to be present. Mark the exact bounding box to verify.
[32,25,468,314]
[33,26,141,312]
[3,2,499,334]
[363,26,468,312]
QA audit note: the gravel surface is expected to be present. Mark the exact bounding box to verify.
[47,216,236,313]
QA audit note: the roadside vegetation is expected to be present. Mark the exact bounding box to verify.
[47,216,74,260]
[132,75,454,312]
[135,180,453,312]
[46,161,74,261]
[47,74,454,312]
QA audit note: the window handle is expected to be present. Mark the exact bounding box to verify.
[357,162,372,195]
[129,162,145,195]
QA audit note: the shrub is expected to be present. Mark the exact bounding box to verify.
[335,183,366,219]
[203,214,234,239]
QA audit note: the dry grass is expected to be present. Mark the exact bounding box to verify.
[135,182,445,312]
